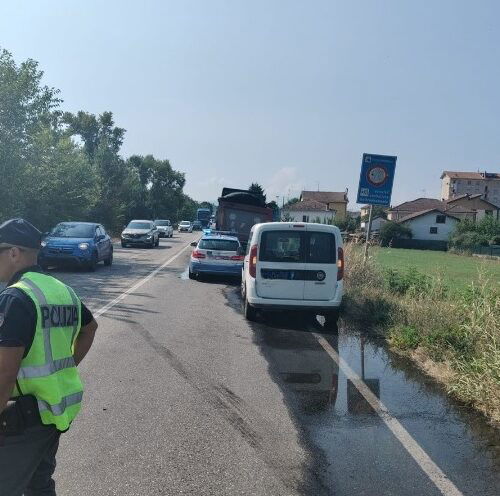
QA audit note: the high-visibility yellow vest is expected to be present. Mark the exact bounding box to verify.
[10,272,84,431]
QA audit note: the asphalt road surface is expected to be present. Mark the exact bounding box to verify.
[49,233,500,495]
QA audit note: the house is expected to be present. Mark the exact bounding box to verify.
[441,170,500,207]
[361,216,387,232]
[300,191,348,220]
[397,209,460,242]
[360,205,371,218]
[388,197,475,222]
[283,199,336,224]
[446,193,500,220]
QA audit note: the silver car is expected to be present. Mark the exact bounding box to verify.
[154,219,174,238]
[121,220,160,248]
[178,221,193,233]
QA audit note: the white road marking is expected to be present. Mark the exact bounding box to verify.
[94,242,193,318]
[313,332,464,496]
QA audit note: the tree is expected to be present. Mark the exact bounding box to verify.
[361,206,388,222]
[284,197,299,207]
[380,222,412,246]
[248,183,266,203]
[0,48,61,220]
[198,201,213,213]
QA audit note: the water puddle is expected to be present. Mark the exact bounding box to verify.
[241,305,500,495]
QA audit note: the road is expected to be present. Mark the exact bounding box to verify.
[50,233,500,495]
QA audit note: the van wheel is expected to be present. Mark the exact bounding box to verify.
[244,296,257,322]
[324,310,340,333]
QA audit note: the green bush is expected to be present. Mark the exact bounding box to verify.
[379,221,412,246]
[450,216,500,249]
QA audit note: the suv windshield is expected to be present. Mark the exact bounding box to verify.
[199,239,239,251]
[50,223,94,238]
[155,221,170,226]
[128,222,152,230]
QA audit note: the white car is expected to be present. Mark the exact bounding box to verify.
[178,221,193,233]
[241,222,344,327]
[154,219,174,238]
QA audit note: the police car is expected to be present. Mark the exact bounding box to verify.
[189,232,244,279]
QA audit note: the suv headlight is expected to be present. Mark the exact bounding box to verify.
[79,243,89,250]
[41,241,47,247]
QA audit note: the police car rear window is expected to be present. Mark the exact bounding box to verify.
[199,239,239,251]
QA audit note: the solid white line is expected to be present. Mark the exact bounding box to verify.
[312,332,464,496]
[94,242,193,318]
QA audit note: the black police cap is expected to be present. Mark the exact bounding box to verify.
[0,218,41,249]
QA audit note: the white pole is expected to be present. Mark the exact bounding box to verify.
[363,205,373,262]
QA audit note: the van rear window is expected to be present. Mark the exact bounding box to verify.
[307,232,336,263]
[260,231,303,262]
[259,231,336,263]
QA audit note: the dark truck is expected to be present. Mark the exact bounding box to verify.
[216,188,273,246]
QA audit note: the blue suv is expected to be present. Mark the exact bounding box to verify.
[39,222,113,271]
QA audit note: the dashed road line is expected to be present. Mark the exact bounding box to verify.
[94,241,193,318]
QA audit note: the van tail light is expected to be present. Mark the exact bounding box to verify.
[337,247,344,280]
[249,245,258,278]
[231,255,244,261]
[192,250,206,259]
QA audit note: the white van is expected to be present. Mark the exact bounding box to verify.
[241,222,344,325]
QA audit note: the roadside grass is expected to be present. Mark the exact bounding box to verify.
[371,247,500,292]
[343,244,500,424]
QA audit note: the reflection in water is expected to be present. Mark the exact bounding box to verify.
[274,344,339,414]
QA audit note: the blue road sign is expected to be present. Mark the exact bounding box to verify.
[357,153,397,206]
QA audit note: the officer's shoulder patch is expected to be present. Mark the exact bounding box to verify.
[0,313,4,327]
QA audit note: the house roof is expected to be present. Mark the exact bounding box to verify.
[447,193,500,209]
[441,171,500,180]
[397,209,461,224]
[301,191,348,204]
[284,199,329,212]
[389,198,446,213]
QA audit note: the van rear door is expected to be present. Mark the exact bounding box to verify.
[256,227,305,300]
[303,226,338,301]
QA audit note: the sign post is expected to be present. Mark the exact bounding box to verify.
[357,153,397,261]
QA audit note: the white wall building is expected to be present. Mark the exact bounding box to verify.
[361,216,387,232]
[441,171,500,207]
[283,199,336,224]
[398,209,459,241]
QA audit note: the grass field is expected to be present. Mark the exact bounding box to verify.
[371,247,500,291]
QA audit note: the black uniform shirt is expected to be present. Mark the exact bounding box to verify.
[0,266,94,358]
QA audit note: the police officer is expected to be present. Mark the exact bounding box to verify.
[0,219,98,495]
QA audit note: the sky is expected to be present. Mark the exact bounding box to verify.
[1,0,499,207]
